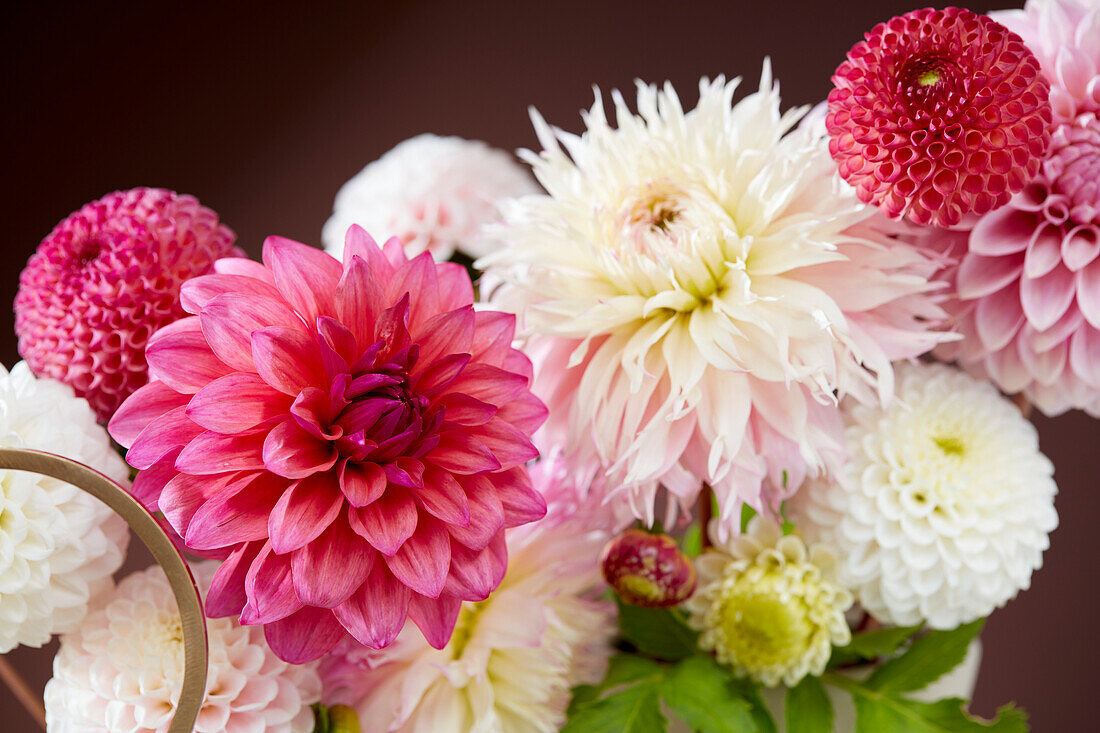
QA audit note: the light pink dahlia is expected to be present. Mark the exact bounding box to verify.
[827,7,1052,227]
[15,188,238,422]
[932,113,1100,416]
[993,0,1100,124]
[108,227,548,663]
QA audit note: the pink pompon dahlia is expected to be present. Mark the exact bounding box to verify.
[827,7,1053,227]
[108,227,548,663]
[15,188,238,422]
[993,0,1100,124]
[931,113,1100,416]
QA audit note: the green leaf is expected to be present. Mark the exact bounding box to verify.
[568,685,601,717]
[740,504,757,533]
[867,620,983,694]
[603,654,664,688]
[681,523,703,557]
[830,624,923,667]
[616,599,699,661]
[825,674,1028,733]
[562,680,667,733]
[726,678,778,733]
[785,676,832,733]
[660,656,757,733]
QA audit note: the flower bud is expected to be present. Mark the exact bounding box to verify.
[599,529,697,607]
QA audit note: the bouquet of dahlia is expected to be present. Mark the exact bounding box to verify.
[2,0,1095,730]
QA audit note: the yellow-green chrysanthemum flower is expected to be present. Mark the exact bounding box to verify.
[683,517,852,687]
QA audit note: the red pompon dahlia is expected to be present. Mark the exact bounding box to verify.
[15,188,238,422]
[108,228,548,663]
[827,7,1053,227]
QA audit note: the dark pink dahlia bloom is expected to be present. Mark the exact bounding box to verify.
[108,228,547,663]
[15,188,238,422]
[827,7,1052,227]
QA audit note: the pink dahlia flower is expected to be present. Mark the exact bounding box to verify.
[993,0,1100,124]
[932,113,1100,416]
[827,7,1052,227]
[108,228,548,663]
[15,188,238,422]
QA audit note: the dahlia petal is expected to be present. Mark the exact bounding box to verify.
[492,467,548,527]
[495,392,549,435]
[956,253,1025,300]
[388,253,442,330]
[335,255,384,353]
[1076,259,1100,328]
[291,517,375,608]
[1024,225,1066,279]
[333,561,410,649]
[469,310,517,366]
[268,473,345,554]
[339,460,388,507]
[385,514,451,598]
[242,542,300,625]
[200,292,305,372]
[205,541,261,618]
[263,419,338,479]
[375,296,413,356]
[348,488,418,555]
[969,206,1036,256]
[145,318,234,394]
[413,466,471,526]
[1027,306,1084,353]
[406,592,463,650]
[341,226,396,281]
[1062,225,1100,272]
[413,353,471,396]
[186,372,292,433]
[474,417,541,468]
[263,606,345,664]
[261,236,342,325]
[384,456,426,489]
[186,472,288,551]
[445,364,531,405]
[413,306,476,366]
[443,533,508,602]
[429,431,501,474]
[974,286,1026,352]
[449,477,504,550]
[129,450,180,510]
[316,317,359,374]
[1069,327,1100,386]
[1021,263,1075,330]
[438,393,498,427]
[214,256,277,284]
[161,471,236,537]
[252,326,327,396]
[108,381,189,447]
[176,429,269,475]
[435,261,477,310]
[180,273,284,316]
[127,406,203,470]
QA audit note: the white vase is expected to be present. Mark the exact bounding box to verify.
[666,640,982,733]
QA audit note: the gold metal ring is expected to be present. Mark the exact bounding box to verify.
[0,447,208,733]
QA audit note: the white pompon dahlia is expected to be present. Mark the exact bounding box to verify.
[0,361,129,653]
[319,457,616,733]
[45,562,322,733]
[683,517,852,687]
[322,134,540,262]
[792,362,1058,629]
[482,65,952,533]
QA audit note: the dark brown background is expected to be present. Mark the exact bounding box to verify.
[1,1,1094,730]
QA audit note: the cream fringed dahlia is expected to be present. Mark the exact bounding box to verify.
[792,362,1058,629]
[0,361,129,653]
[322,134,539,262]
[482,65,951,533]
[45,562,322,733]
[319,457,617,733]
[683,516,852,688]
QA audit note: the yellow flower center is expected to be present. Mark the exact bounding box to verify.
[918,69,942,86]
[718,591,813,670]
[933,434,966,456]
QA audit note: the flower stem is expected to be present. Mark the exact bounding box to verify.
[0,654,46,731]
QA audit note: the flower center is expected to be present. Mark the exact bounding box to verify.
[933,434,965,456]
[74,238,103,267]
[896,54,962,118]
[333,374,432,462]
[450,602,481,659]
[718,591,812,667]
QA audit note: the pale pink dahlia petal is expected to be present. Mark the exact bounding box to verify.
[15,188,238,422]
[929,113,1100,415]
[109,227,547,661]
[993,0,1100,123]
[827,7,1053,227]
